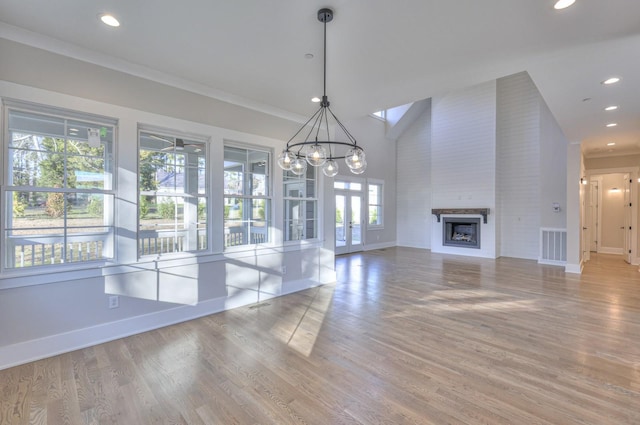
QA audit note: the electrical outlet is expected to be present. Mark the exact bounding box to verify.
[108,295,119,309]
[282,265,287,275]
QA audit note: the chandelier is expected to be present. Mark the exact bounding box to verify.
[277,8,366,178]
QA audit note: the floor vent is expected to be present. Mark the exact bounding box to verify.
[539,228,567,265]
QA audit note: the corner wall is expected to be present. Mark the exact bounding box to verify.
[496,73,541,260]
[395,72,569,263]
[396,102,432,248]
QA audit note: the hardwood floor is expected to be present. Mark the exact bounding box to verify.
[1,248,639,424]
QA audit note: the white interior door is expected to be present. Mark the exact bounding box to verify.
[582,180,590,262]
[335,191,363,255]
[589,179,599,252]
[623,174,632,263]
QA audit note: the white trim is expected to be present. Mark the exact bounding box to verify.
[366,178,384,229]
[0,22,307,125]
[364,241,396,251]
[397,243,431,249]
[564,262,583,274]
[538,259,567,266]
[598,247,624,255]
[0,276,324,371]
[587,168,638,263]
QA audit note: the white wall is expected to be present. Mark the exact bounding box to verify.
[496,73,541,259]
[585,154,640,170]
[565,143,582,273]
[539,100,568,229]
[0,38,301,142]
[430,81,497,258]
[331,116,397,251]
[394,73,569,262]
[599,174,626,251]
[0,40,342,369]
[396,102,432,248]
[585,156,640,260]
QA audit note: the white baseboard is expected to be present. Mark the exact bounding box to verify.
[564,262,583,274]
[538,258,567,267]
[598,247,624,255]
[364,241,397,251]
[0,278,322,371]
[396,242,431,249]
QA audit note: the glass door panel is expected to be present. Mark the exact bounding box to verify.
[336,195,346,248]
[335,191,363,254]
[351,195,362,247]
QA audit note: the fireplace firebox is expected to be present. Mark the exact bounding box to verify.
[443,217,481,249]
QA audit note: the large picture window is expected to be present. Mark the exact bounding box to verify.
[224,145,270,248]
[138,131,208,256]
[284,166,317,241]
[4,106,115,269]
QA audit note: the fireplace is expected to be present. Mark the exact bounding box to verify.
[443,217,481,249]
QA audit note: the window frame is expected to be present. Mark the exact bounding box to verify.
[137,127,210,258]
[367,179,384,229]
[371,110,387,121]
[2,99,117,273]
[223,142,272,250]
[283,165,318,242]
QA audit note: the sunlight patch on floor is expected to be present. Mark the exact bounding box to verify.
[270,285,335,357]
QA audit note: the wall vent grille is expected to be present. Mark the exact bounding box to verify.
[539,228,567,265]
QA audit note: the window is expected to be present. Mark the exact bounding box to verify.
[368,180,383,227]
[223,145,270,248]
[334,181,362,191]
[284,166,317,241]
[372,110,386,120]
[3,105,115,269]
[138,131,208,256]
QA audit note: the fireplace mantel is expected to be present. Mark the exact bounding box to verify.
[431,208,489,224]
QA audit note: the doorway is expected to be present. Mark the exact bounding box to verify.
[586,172,634,264]
[334,181,364,255]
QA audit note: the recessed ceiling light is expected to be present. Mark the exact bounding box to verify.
[311,97,321,103]
[99,13,120,27]
[554,0,576,10]
[602,77,620,85]
[304,53,314,59]
[607,142,616,146]
[606,123,618,127]
[604,105,618,111]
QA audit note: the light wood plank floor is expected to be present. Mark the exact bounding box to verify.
[1,248,639,424]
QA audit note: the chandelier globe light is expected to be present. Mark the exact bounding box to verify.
[278,8,366,177]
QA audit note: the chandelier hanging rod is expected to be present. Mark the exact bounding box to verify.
[277,8,367,177]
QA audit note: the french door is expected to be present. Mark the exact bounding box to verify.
[335,191,363,255]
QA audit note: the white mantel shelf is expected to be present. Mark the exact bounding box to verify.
[431,208,490,224]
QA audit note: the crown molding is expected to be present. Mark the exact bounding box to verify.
[0,22,307,124]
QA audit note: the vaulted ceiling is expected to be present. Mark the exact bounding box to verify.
[1,0,639,157]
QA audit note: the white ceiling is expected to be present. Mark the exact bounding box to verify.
[1,0,639,157]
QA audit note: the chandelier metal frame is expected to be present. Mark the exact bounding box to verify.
[278,8,366,177]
